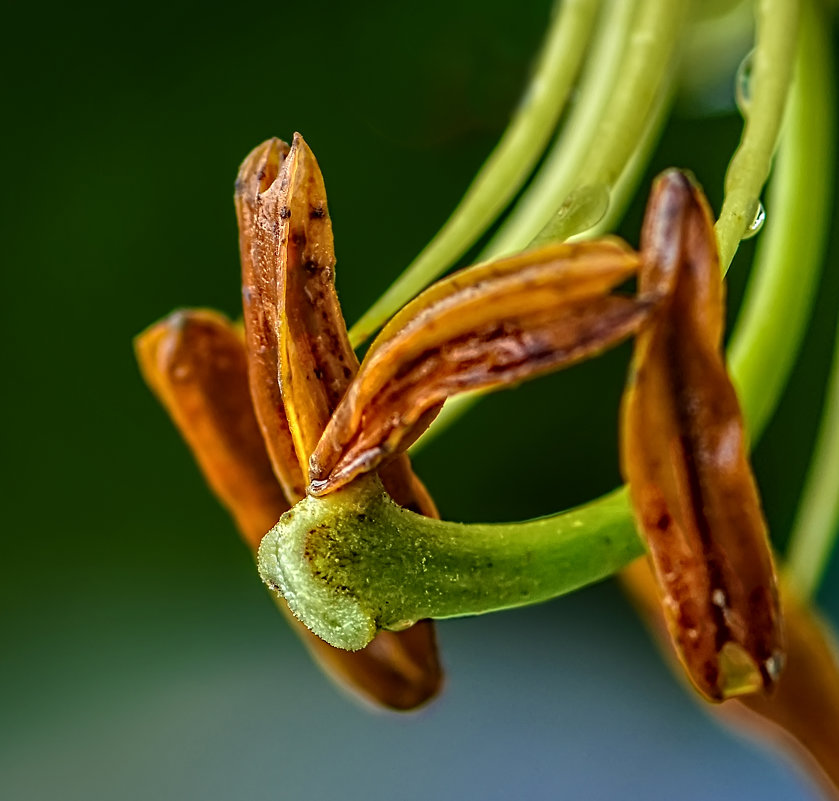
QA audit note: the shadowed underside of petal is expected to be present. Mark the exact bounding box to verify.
[310,240,647,495]
[135,309,441,710]
[623,560,839,798]
[620,170,783,702]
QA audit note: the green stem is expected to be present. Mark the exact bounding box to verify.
[781,0,839,600]
[483,0,638,256]
[577,77,674,241]
[714,0,800,272]
[347,0,601,346]
[485,0,687,258]
[786,305,839,599]
[728,0,834,443]
[258,477,642,651]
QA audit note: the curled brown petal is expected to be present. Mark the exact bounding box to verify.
[235,137,307,502]
[623,560,839,798]
[135,309,441,710]
[620,170,783,701]
[310,239,647,495]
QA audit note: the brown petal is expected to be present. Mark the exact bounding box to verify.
[135,309,441,710]
[235,137,307,502]
[623,560,839,798]
[274,133,357,471]
[310,239,646,495]
[620,170,783,701]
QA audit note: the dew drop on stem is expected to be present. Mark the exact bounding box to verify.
[735,49,754,116]
[530,183,610,247]
[742,199,766,240]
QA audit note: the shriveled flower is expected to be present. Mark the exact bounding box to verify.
[137,133,838,798]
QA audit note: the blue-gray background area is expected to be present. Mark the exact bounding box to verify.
[2,1,837,800]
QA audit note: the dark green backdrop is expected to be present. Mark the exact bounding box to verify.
[2,2,837,799]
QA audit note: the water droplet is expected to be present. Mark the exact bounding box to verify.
[742,200,765,239]
[387,619,417,632]
[735,49,754,115]
[531,183,610,247]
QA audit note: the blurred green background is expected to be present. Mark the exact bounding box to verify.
[2,1,838,799]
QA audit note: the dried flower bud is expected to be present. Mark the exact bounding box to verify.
[620,170,784,701]
[135,309,441,710]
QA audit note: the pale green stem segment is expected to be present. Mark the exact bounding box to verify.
[728,0,835,443]
[577,79,674,241]
[714,0,800,272]
[347,0,601,347]
[258,477,642,651]
[484,0,639,257]
[485,0,687,258]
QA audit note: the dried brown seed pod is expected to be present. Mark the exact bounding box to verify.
[620,170,784,701]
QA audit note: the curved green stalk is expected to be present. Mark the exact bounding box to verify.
[484,0,639,256]
[780,0,839,600]
[259,476,641,651]
[347,0,601,346]
[714,0,800,272]
[786,311,839,599]
[576,78,674,241]
[486,0,687,258]
[728,0,834,442]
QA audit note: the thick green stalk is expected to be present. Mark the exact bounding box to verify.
[714,0,800,271]
[347,0,601,346]
[258,477,641,651]
[777,0,839,601]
